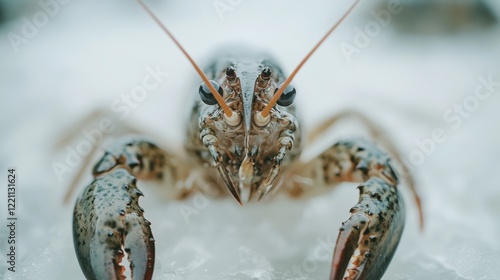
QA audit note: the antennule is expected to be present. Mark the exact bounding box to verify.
[136,0,233,117]
[260,0,360,118]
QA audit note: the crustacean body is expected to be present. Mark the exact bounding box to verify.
[70,1,423,279]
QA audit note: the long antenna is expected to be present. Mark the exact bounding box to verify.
[136,0,233,117]
[260,0,360,118]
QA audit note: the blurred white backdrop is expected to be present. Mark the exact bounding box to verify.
[1,0,500,279]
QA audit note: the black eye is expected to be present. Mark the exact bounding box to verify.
[275,84,296,107]
[199,80,224,105]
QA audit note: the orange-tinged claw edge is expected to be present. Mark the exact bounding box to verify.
[73,169,155,280]
[330,177,405,280]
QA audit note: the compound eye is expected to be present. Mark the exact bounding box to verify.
[275,84,296,107]
[261,67,272,79]
[199,80,224,105]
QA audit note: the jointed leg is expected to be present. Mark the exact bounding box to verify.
[308,109,423,228]
[58,108,166,203]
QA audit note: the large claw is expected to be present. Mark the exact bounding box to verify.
[73,168,155,280]
[330,177,405,280]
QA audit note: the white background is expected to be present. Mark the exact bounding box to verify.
[1,0,500,279]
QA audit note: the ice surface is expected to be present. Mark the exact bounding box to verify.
[1,0,500,279]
